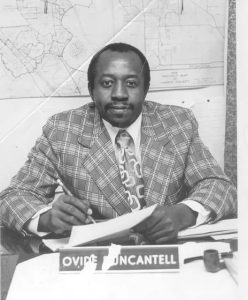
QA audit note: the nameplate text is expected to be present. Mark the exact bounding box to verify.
[59,245,180,273]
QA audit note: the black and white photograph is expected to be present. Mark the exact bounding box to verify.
[0,0,243,299]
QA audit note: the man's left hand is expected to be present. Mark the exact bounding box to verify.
[133,203,197,244]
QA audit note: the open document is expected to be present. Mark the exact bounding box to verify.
[43,204,157,251]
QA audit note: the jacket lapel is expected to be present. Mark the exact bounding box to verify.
[141,104,176,207]
[78,104,132,216]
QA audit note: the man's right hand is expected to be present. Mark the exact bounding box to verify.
[38,195,92,234]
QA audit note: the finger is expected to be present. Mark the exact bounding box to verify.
[59,202,88,223]
[145,226,175,242]
[58,209,85,226]
[140,218,175,241]
[145,221,174,236]
[51,215,73,233]
[85,217,92,224]
[133,221,148,233]
[134,207,167,233]
[134,214,162,233]
[56,195,91,216]
[63,196,91,215]
[154,233,178,244]
[147,224,178,243]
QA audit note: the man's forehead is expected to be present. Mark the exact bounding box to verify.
[96,49,144,71]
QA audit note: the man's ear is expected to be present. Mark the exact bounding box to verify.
[88,83,94,100]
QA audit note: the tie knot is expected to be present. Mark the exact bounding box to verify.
[115,130,133,149]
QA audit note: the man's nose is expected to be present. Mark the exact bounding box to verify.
[111,82,128,100]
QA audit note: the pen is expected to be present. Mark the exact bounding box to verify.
[56,178,96,224]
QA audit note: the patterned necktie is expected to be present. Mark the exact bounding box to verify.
[115,130,145,211]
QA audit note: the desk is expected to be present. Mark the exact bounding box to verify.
[1,227,238,300]
[6,252,238,300]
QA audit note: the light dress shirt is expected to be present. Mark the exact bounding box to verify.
[27,113,210,236]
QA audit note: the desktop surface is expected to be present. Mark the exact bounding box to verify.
[1,226,238,300]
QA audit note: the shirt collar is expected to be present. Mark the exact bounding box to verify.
[102,114,142,149]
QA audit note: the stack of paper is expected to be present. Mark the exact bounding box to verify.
[178,219,237,240]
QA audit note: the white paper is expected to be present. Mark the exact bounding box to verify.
[68,204,157,247]
[178,218,237,239]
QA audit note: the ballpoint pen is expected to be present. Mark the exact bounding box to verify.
[56,178,96,224]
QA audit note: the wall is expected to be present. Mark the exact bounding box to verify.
[0,1,236,191]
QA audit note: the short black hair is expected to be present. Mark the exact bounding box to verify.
[87,43,150,93]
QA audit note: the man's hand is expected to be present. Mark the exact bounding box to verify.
[38,195,92,234]
[133,203,197,244]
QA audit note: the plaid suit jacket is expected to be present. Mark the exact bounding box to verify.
[0,101,237,234]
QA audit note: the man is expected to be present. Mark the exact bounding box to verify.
[0,43,237,244]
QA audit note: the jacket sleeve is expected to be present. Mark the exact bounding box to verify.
[183,109,237,222]
[0,116,60,235]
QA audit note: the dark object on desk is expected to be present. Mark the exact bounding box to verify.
[203,249,228,273]
[1,254,19,300]
[229,239,238,252]
[1,227,51,300]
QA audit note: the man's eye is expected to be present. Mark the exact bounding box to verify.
[102,80,113,88]
[126,81,137,88]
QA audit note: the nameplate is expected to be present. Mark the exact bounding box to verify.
[59,245,180,273]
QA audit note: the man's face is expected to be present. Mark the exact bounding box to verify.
[89,50,148,128]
